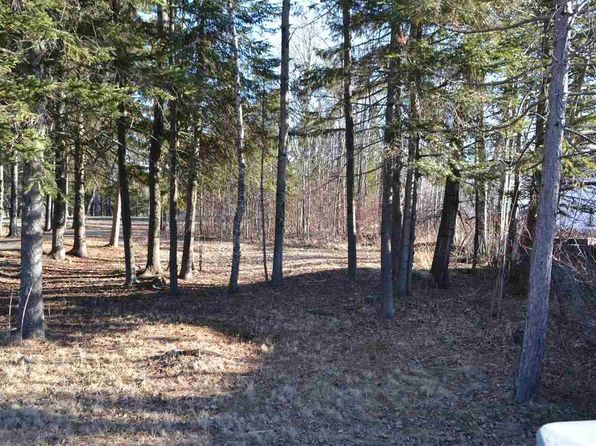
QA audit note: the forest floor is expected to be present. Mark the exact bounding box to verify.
[0,218,594,446]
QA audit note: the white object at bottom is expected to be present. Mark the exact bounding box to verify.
[537,421,596,446]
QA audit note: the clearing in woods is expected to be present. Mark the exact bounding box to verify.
[0,218,594,445]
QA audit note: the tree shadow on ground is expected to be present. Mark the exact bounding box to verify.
[0,263,594,445]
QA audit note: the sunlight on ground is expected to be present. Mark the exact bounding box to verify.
[0,322,260,445]
[0,224,593,445]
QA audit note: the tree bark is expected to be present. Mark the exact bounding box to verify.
[380,21,401,319]
[472,111,487,270]
[515,0,571,403]
[144,5,165,276]
[342,0,357,280]
[161,206,167,231]
[197,185,204,271]
[19,157,46,338]
[260,95,269,283]
[86,186,95,216]
[390,28,404,287]
[108,184,121,247]
[493,166,520,316]
[301,155,308,238]
[406,168,419,294]
[144,98,164,276]
[65,169,70,226]
[8,159,19,237]
[227,0,246,293]
[69,121,87,257]
[168,98,178,294]
[179,128,199,280]
[523,18,551,254]
[430,159,461,288]
[380,155,395,319]
[117,104,137,286]
[396,23,421,297]
[179,10,205,280]
[391,155,402,286]
[506,169,521,266]
[397,110,415,289]
[95,189,100,215]
[271,0,290,288]
[18,55,47,339]
[44,194,52,232]
[167,0,178,294]
[49,99,67,260]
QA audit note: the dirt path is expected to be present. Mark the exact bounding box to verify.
[0,226,594,445]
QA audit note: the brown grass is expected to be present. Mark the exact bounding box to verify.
[0,222,594,445]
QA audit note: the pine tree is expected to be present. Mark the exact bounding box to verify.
[271,0,291,288]
[515,0,574,403]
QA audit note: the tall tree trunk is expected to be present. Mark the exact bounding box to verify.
[161,206,167,231]
[271,0,290,288]
[227,0,246,293]
[396,101,416,295]
[86,185,95,215]
[301,157,308,238]
[472,110,487,270]
[111,0,133,281]
[380,155,395,319]
[167,0,178,294]
[515,0,571,403]
[95,190,100,215]
[19,157,46,338]
[144,5,165,276]
[44,194,52,232]
[390,29,404,287]
[506,168,521,266]
[342,0,357,280]
[69,122,87,257]
[108,184,121,247]
[430,159,461,288]
[525,146,544,251]
[65,170,70,227]
[492,136,515,315]
[49,100,67,260]
[179,128,199,280]
[406,168,419,294]
[380,21,401,318]
[18,56,47,339]
[179,10,205,280]
[260,95,269,283]
[396,23,421,297]
[117,104,137,286]
[334,170,341,236]
[144,99,164,275]
[168,98,178,294]
[197,184,204,271]
[522,18,551,255]
[8,159,19,237]
[391,154,402,286]
[493,165,520,316]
